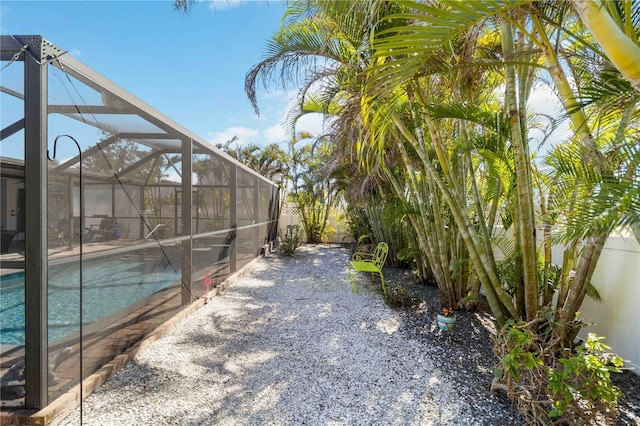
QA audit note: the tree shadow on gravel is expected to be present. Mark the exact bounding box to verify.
[122,244,637,425]
[382,267,640,426]
[173,244,528,425]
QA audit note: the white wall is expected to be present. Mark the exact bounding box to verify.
[279,204,354,244]
[576,236,640,372]
[535,232,639,373]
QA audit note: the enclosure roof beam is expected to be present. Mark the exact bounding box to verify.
[1,118,25,141]
[117,133,176,140]
[0,34,30,60]
[2,35,278,186]
[52,50,275,185]
[52,52,196,144]
[48,105,133,114]
[48,110,184,141]
[50,134,120,173]
[1,35,65,63]
[1,85,24,100]
[113,148,178,181]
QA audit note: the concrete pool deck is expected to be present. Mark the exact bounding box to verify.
[0,238,168,274]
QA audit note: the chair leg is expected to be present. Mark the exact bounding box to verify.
[379,273,387,297]
[350,269,358,293]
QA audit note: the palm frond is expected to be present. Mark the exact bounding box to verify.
[477,148,515,194]
[245,11,360,114]
[492,228,516,258]
[367,0,531,98]
[586,282,602,302]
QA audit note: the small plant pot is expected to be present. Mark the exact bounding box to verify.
[437,314,456,331]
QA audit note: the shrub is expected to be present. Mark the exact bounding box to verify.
[492,320,624,425]
[279,224,303,256]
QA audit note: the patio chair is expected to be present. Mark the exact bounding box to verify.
[349,242,388,296]
[86,217,117,242]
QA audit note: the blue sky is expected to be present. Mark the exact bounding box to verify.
[1,0,567,155]
[1,0,318,149]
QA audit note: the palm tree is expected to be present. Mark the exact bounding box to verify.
[221,141,289,183]
[363,0,639,332]
[570,0,640,90]
[359,3,637,420]
[531,1,639,343]
[287,134,339,243]
[246,0,478,308]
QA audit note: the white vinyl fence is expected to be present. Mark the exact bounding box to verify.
[570,236,640,372]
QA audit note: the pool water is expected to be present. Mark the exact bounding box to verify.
[0,251,182,345]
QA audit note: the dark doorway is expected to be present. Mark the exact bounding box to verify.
[17,188,25,233]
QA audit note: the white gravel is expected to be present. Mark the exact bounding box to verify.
[60,245,514,425]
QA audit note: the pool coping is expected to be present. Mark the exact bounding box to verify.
[0,254,265,426]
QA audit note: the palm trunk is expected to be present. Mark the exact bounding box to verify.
[391,112,519,325]
[556,234,607,345]
[392,140,455,305]
[501,18,539,321]
[511,201,525,316]
[486,178,501,235]
[557,239,578,309]
[540,195,553,307]
[571,0,640,90]
[533,15,607,171]
[462,122,496,268]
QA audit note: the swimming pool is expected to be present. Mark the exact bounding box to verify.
[0,250,182,346]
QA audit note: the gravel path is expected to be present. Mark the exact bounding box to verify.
[62,245,638,425]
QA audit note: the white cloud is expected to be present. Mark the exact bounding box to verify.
[294,113,326,137]
[251,89,296,120]
[529,85,562,117]
[272,90,331,135]
[208,0,245,12]
[209,88,335,151]
[528,85,571,151]
[261,89,295,100]
[262,124,288,145]
[207,126,259,147]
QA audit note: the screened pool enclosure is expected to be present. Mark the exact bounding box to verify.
[0,35,280,417]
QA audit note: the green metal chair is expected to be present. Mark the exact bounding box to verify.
[349,242,388,296]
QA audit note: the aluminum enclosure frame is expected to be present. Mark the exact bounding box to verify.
[1,35,281,412]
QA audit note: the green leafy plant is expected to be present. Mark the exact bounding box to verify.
[287,137,338,244]
[493,321,543,384]
[343,205,372,248]
[321,224,337,244]
[492,321,624,425]
[279,224,303,256]
[547,334,624,420]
